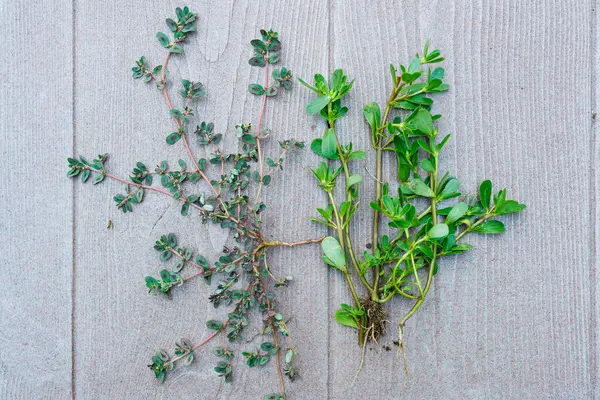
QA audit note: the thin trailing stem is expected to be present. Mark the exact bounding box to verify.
[70,15,317,399]
[271,320,286,395]
[254,62,270,205]
[98,171,256,239]
[160,49,228,212]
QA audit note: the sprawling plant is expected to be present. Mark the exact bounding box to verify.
[67,7,321,399]
[302,43,526,372]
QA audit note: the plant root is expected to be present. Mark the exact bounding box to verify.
[361,297,387,342]
[352,299,389,381]
[353,325,372,383]
[397,322,409,377]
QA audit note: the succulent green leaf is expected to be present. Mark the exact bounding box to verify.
[413,108,434,135]
[346,174,362,189]
[321,128,338,159]
[408,178,435,197]
[446,202,468,224]
[472,220,505,234]
[479,180,492,211]
[306,96,330,115]
[363,102,381,132]
[334,308,358,329]
[321,236,346,270]
[428,223,449,239]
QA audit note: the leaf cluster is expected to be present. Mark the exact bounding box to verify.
[302,42,526,356]
[67,7,309,399]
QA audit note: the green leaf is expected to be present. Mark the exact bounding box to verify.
[413,108,434,135]
[321,128,338,159]
[206,320,223,331]
[268,52,280,64]
[473,220,505,234]
[348,151,366,160]
[183,353,194,366]
[495,200,526,215]
[92,173,105,185]
[306,96,330,115]
[265,86,278,97]
[310,138,324,157]
[242,134,256,144]
[160,269,171,282]
[165,18,177,32]
[421,158,434,173]
[321,236,346,270]
[248,84,265,95]
[439,178,460,199]
[248,57,266,67]
[169,44,184,54]
[408,179,435,197]
[262,175,271,186]
[250,39,266,52]
[81,169,90,183]
[428,223,449,239]
[446,202,468,224]
[479,180,492,211]
[363,102,381,132]
[166,132,181,145]
[334,308,358,329]
[408,56,421,73]
[259,356,270,365]
[346,174,362,189]
[181,202,189,216]
[156,32,170,48]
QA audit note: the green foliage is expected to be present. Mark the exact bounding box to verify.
[242,342,278,367]
[179,79,205,99]
[321,236,347,270]
[248,29,292,99]
[67,9,311,399]
[303,42,526,369]
[334,303,364,329]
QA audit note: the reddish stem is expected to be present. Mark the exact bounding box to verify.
[100,171,256,238]
[253,62,270,205]
[160,51,225,207]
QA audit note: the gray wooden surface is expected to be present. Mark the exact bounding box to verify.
[1,0,597,399]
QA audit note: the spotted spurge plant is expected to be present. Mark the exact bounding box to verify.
[67,6,321,399]
[302,42,526,372]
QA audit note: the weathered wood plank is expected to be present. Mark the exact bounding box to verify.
[594,2,599,398]
[73,0,329,398]
[330,0,595,398]
[0,1,73,398]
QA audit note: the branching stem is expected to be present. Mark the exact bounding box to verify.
[160,51,228,214]
[254,61,270,205]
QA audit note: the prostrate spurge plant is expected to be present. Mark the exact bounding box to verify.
[302,43,526,371]
[67,7,320,399]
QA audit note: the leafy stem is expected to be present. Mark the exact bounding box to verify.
[325,190,361,306]
[303,42,526,374]
[254,61,270,205]
[160,50,227,212]
[71,13,311,398]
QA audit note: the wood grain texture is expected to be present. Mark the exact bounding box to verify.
[0,1,73,398]
[330,0,596,398]
[73,0,329,398]
[2,0,596,398]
